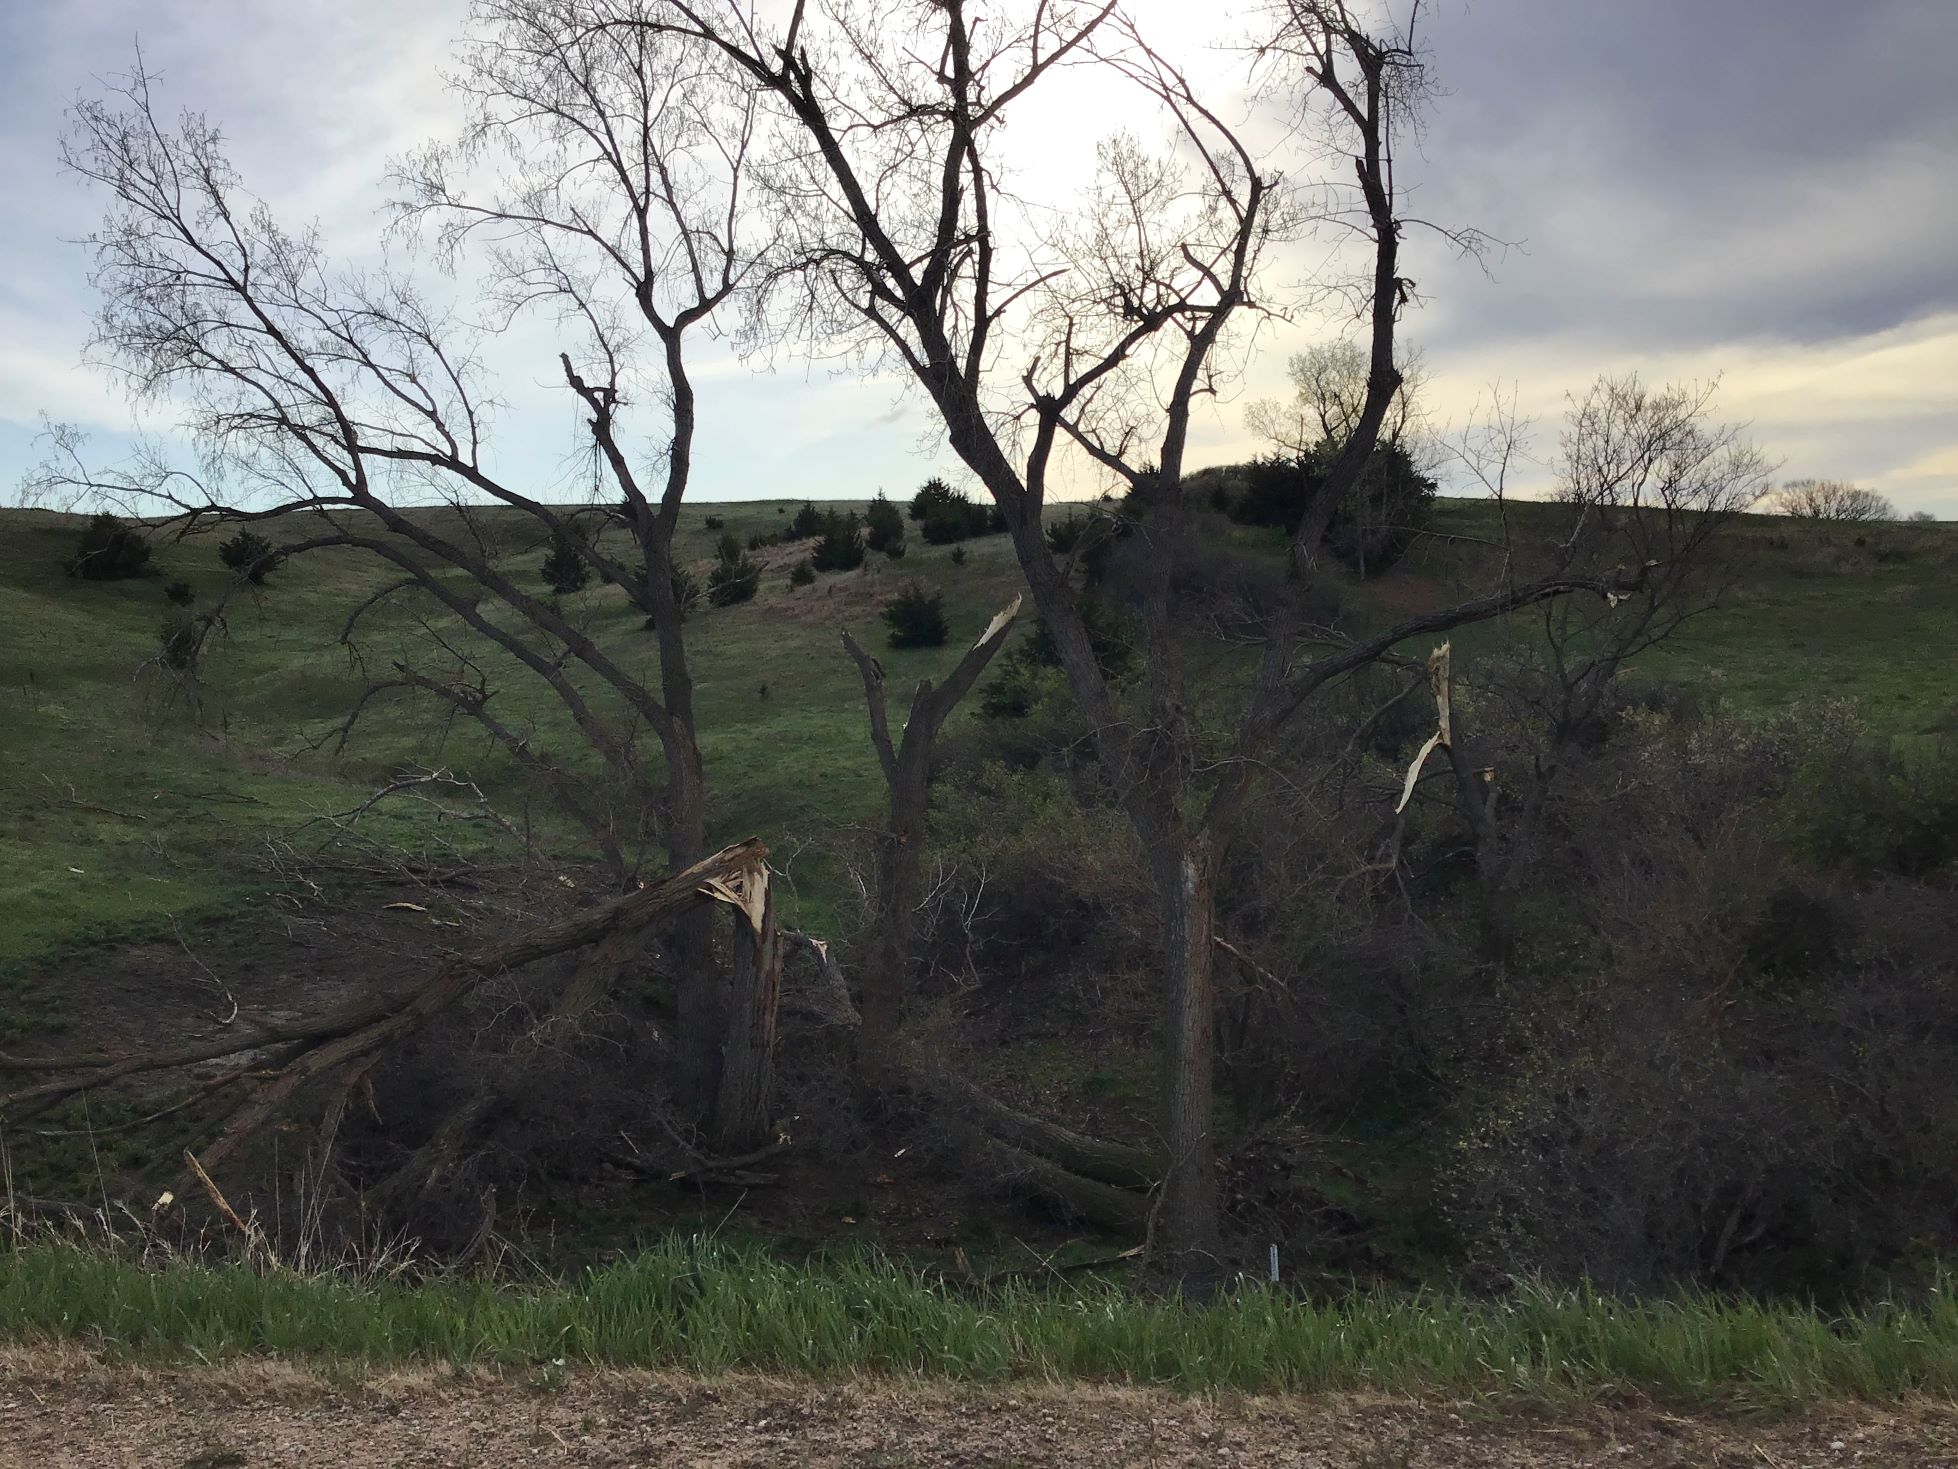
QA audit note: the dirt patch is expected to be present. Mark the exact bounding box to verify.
[0,1350,1951,1467]
[8,877,466,1088]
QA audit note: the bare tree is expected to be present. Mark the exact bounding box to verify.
[1774,478,1895,523]
[1243,338,1425,459]
[619,0,1643,1270]
[36,6,779,1161]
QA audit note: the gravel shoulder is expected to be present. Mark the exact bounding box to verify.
[1,1349,1954,1467]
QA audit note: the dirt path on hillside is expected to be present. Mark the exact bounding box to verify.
[0,1351,1953,1468]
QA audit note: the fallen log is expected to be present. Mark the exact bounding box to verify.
[920,1071,1163,1191]
[971,1136,1150,1234]
[0,840,771,1194]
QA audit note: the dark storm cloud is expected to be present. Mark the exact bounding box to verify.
[1403,0,1958,351]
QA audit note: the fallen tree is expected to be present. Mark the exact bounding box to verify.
[0,840,781,1214]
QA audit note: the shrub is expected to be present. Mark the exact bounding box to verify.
[908,476,961,522]
[671,564,701,617]
[788,501,828,539]
[949,545,967,566]
[748,530,784,550]
[1227,443,1434,575]
[1045,516,1087,555]
[539,527,590,595]
[218,528,282,585]
[706,532,761,607]
[866,492,907,555]
[163,580,194,607]
[921,503,990,544]
[789,559,816,587]
[703,514,725,530]
[810,510,866,572]
[912,482,1000,545]
[980,606,1132,718]
[67,513,152,581]
[882,580,949,648]
[158,607,203,670]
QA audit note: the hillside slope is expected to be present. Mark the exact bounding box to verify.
[2,496,1953,983]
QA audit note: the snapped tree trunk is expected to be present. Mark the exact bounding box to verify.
[664,747,727,1119]
[1151,837,1223,1268]
[710,857,781,1152]
[859,780,925,1055]
[842,599,1019,1061]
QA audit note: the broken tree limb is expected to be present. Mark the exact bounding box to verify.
[779,929,860,1029]
[381,912,664,1204]
[919,1070,1163,1191]
[1394,642,1452,814]
[3,840,770,1197]
[842,594,1021,1052]
[971,1135,1150,1234]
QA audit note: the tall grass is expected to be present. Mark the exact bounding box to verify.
[3,1238,1956,1404]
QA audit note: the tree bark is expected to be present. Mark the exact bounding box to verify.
[1151,838,1224,1269]
[859,775,926,1054]
[920,1072,1161,1190]
[712,873,781,1153]
[842,601,1019,1060]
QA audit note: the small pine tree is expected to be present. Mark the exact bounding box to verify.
[949,545,967,567]
[917,488,994,544]
[811,510,866,572]
[158,608,203,670]
[671,564,701,616]
[67,513,153,581]
[1045,516,1087,554]
[882,580,949,648]
[788,500,828,539]
[789,559,816,587]
[218,528,281,585]
[866,492,906,555]
[163,580,195,606]
[707,531,761,606]
[909,477,961,522]
[540,527,590,595]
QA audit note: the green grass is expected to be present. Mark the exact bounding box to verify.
[0,502,1027,965]
[4,498,1954,977]
[4,1237,1957,1405]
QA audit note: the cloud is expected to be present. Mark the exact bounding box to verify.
[2,0,1951,515]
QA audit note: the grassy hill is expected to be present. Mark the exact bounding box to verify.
[2,495,1954,989]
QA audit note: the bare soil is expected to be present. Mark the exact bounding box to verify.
[0,1351,1953,1468]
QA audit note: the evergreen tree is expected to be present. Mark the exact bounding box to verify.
[540,527,590,595]
[67,513,152,581]
[866,492,906,555]
[811,510,866,571]
[706,531,761,606]
[882,580,948,648]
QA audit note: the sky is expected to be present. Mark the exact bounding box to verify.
[1,0,1953,514]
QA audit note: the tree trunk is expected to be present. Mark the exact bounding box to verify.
[1151,838,1223,1270]
[664,745,726,1119]
[712,879,780,1152]
[860,771,926,1058]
